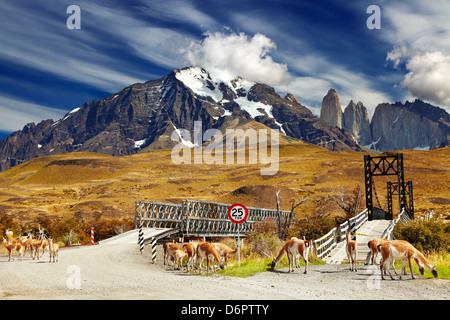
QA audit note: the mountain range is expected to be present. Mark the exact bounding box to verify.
[320,88,450,151]
[0,66,449,172]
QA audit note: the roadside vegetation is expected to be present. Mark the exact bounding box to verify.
[393,217,450,279]
[0,213,134,247]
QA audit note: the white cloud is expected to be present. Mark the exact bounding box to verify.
[384,0,450,109]
[0,96,67,132]
[401,51,450,105]
[183,31,290,86]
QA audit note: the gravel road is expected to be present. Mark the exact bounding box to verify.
[0,232,448,300]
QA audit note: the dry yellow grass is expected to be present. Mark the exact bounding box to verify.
[0,143,448,225]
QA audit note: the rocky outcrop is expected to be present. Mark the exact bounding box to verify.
[320,88,342,128]
[342,100,371,146]
[370,100,450,151]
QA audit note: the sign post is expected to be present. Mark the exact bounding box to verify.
[227,203,248,267]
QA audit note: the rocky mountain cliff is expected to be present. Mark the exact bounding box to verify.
[370,100,450,151]
[319,89,450,151]
[320,88,342,128]
[342,100,372,146]
[0,67,362,172]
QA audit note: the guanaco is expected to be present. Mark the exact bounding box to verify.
[345,231,358,272]
[213,243,237,264]
[163,242,182,266]
[378,240,438,280]
[48,239,59,263]
[2,238,24,262]
[196,242,224,274]
[271,238,310,274]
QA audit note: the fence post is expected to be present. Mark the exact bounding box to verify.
[151,237,157,264]
[91,227,94,245]
[138,221,144,253]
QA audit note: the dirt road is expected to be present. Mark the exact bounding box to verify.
[0,231,448,300]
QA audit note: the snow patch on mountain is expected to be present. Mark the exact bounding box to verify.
[175,67,285,131]
[175,67,223,102]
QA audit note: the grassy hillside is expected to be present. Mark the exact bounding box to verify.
[0,142,448,226]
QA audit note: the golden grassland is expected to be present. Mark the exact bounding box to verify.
[0,142,448,225]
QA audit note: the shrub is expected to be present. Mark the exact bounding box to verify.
[393,218,450,253]
[287,213,337,241]
[246,219,283,257]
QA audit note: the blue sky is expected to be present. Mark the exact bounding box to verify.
[1,0,449,140]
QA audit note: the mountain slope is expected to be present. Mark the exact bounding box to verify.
[0,145,448,225]
[0,67,362,172]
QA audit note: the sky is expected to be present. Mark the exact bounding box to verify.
[1,0,449,140]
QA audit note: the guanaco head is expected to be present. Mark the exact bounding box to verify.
[431,265,438,278]
[219,263,225,270]
[270,258,277,270]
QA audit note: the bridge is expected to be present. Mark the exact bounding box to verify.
[320,209,412,264]
[135,199,293,237]
[135,199,411,263]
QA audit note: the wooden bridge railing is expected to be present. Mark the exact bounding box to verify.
[312,209,369,259]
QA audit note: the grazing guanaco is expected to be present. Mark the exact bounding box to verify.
[378,240,438,280]
[271,238,310,274]
[169,249,186,270]
[163,242,182,266]
[196,242,224,274]
[368,238,399,275]
[213,243,237,264]
[345,231,358,272]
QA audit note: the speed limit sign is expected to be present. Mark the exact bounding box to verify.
[228,203,248,224]
[228,203,248,267]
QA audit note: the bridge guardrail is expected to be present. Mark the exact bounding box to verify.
[135,199,293,237]
[312,209,368,259]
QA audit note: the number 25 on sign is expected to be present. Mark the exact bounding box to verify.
[227,204,248,266]
[228,203,248,224]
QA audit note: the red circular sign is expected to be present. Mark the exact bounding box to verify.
[227,203,248,224]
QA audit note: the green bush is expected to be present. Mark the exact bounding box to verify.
[393,218,450,253]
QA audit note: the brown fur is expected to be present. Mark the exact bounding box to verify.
[345,231,358,272]
[2,238,24,261]
[378,240,438,280]
[48,239,59,263]
[163,242,182,266]
[368,238,390,265]
[169,249,186,270]
[271,238,310,273]
[182,242,201,271]
[213,243,238,264]
[196,242,224,274]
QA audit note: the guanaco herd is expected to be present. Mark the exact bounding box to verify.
[1,230,59,263]
[163,233,438,280]
[163,241,237,274]
[3,228,438,280]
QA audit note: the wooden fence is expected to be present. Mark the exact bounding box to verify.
[312,209,369,259]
